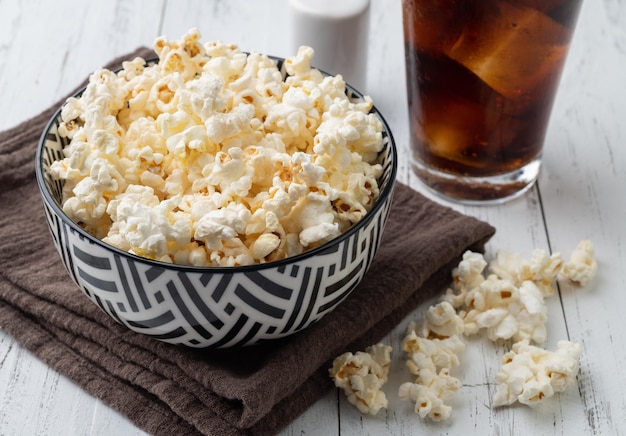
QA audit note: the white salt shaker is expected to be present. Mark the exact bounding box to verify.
[287,0,371,92]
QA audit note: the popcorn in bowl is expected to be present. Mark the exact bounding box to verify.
[36,30,397,348]
[50,28,386,267]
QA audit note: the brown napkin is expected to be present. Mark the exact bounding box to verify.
[0,48,495,436]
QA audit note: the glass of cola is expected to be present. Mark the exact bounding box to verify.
[403,0,583,203]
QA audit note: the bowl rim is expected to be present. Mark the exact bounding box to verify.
[35,56,398,274]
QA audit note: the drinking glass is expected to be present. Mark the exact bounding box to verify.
[403,0,583,203]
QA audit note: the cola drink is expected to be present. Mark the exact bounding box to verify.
[403,0,583,202]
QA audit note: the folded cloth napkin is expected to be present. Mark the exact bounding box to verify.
[0,48,495,436]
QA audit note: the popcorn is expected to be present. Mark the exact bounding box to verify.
[329,343,392,415]
[399,315,465,421]
[251,233,281,260]
[193,202,250,251]
[443,251,488,308]
[489,248,562,297]
[51,29,385,266]
[492,339,582,407]
[402,329,465,371]
[442,248,564,345]
[398,368,460,421]
[284,45,320,80]
[103,185,192,260]
[285,192,341,247]
[412,301,465,339]
[329,241,593,422]
[440,246,590,415]
[461,276,548,344]
[561,240,598,286]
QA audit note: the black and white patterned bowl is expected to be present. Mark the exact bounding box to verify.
[35,58,397,348]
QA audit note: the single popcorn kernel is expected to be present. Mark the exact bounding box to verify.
[561,240,598,286]
[329,343,392,415]
[50,28,385,267]
[251,233,281,260]
[416,301,464,339]
[443,250,488,308]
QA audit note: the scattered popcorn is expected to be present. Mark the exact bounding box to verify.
[492,339,582,407]
[444,246,590,414]
[412,301,465,339]
[398,368,460,421]
[399,314,465,421]
[443,251,487,308]
[325,241,593,422]
[461,276,548,344]
[403,328,466,372]
[51,28,385,266]
[329,343,392,415]
[561,240,598,286]
[489,248,562,297]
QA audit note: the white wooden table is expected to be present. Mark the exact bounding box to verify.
[1,1,624,435]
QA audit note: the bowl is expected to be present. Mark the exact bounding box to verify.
[35,56,398,348]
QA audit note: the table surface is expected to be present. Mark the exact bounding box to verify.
[1,1,624,435]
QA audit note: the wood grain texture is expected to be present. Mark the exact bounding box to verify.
[1,0,624,435]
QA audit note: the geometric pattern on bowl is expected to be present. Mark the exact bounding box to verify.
[36,59,398,348]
